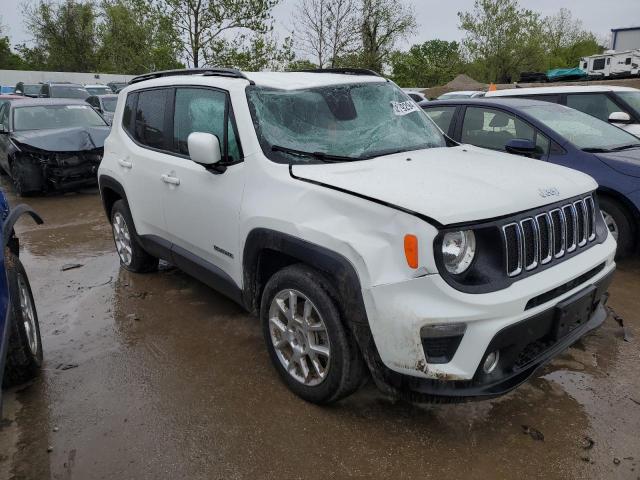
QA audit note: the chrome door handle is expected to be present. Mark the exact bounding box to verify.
[161,174,180,186]
[118,159,132,169]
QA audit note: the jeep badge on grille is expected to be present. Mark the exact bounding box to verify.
[538,187,560,198]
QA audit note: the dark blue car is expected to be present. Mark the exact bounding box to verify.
[422,98,640,257]
[0,191,43,412]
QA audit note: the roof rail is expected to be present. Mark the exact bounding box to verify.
[129,68,254,85]
[297,68,382,77]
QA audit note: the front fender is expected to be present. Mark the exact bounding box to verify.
[2,204,44,250]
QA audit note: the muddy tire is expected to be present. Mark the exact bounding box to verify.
[11,160,44,197]
[110,200,158,273]
[599,196,634,259]
[260,264,366,404]
[3,251,43,388]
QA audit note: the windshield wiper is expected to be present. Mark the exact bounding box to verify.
[582,147,613,153]
[271,145,359,163]
[610,144,640,152]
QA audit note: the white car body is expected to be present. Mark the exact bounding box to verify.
[486,85,640,137]
[98,70,616,402]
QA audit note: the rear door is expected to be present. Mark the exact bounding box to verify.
[161,86,246,285]
[118,88,180,242]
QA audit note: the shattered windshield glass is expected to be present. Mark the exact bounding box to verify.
[247,82,446,163]
[13,105,107,131]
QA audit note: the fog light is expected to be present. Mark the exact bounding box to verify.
[483,350,500,374]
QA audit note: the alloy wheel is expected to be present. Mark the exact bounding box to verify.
[112,212,133,266]
[18,274,38,356]
[268,289,331,386]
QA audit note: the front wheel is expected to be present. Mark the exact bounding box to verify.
[260,264,366,404]
[110,200,158,273]
[3,251,43,388]
[599,196,634,259]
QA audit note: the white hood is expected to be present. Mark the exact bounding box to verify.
[291,145,597,225]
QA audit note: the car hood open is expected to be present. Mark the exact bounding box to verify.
[290,145,597,226]
[11,126,110,152]
[595,148,640,178]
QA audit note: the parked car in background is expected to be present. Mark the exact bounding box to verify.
[0,193,43,412]
[86,94,118,124]
[84,84,112,96]
[0,98,109,195]
[437,90,485,100]
[99,68,615,404]
[403,89,428,103]
[38,82,90,100]
[107,82,127,93]
[0,87,15,95]
[423,97,640,257]
[14,83,42,98]
[485,86,640,138]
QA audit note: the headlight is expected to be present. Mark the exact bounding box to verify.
[442,230,476,274]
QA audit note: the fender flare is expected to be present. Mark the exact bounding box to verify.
[98,174,129,219]
[2,204,43,248]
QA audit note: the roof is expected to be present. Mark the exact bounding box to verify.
[425,97,558,108]
[611,26,640,32]
[486,85,639,96]
[125,70,387,92]
[9,98,89,107]
[439,90,484,95]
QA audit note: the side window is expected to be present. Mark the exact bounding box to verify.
[41,85,49,97]
[424,106,456,134]
[525,94,560,104]
[566,94,625,122]
[593,58,605,70]
[461,107,535,151]
[173,87,241,162]
[626,58,632,65]
[87,97,98,108]
[122,92,137,137]
[134,88,171,150]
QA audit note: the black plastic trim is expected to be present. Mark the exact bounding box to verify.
[2,204,43,246]
[129,68,254,85]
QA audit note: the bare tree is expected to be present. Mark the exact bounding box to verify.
[359,0,416,72]
[294,0,358,68]
[163,0,278,68]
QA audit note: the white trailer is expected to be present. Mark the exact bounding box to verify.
[579,50,640,79]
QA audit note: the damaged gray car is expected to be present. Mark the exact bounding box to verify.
[0,98,109,195]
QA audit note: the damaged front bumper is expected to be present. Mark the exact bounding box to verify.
[24,150,102,190]
[359,234,617,401]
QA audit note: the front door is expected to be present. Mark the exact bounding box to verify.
[161,86,246,285]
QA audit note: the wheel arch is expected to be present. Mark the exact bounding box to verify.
[597,186,640,225]
[98,175,127,220]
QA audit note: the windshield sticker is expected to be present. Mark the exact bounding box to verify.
[391,100,419,116]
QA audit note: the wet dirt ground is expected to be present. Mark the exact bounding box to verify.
[1,180,639,480]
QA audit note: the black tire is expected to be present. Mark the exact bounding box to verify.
[110,199,158,273]
[599,196,634,259]
[11,159,45,197]
[3,251,43,388]
[260,264,367,404]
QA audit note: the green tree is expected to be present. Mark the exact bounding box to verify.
[543,8,601,69]
[0,37,24,70]
[23,0,99,72]
[97,0,183,74]
[212,33,294,71]
[458,0,545,83]
[163,0,279,68]
[390,40,462,87]
[359,0,416,72]
[286,58,317,71]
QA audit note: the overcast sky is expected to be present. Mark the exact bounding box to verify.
[2,0,639,52]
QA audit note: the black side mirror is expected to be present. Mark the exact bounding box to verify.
[505,138,537,156]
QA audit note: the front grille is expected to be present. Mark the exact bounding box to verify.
[503,195,597,277]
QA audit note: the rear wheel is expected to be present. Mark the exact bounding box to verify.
[260,264,366,404]
[599,196,634,259]
[11,160,45,196]
[110,200,158,272]
[3,251,43,388]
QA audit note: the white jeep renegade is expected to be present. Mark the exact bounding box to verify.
[99,68,616,404]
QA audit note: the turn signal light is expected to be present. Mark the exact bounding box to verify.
[404,234,418,269]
